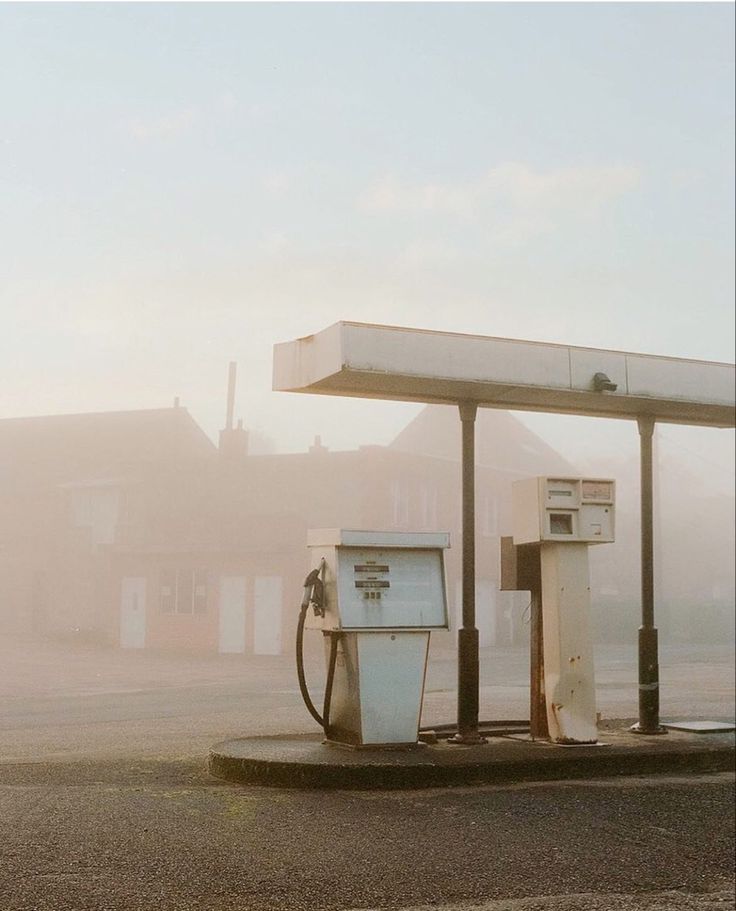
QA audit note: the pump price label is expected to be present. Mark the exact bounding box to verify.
[354,580,390,589]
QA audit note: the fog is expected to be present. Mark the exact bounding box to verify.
[1,3,734,762]
[1,394,733,764]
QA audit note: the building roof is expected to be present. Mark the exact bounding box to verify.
[0,407,216,490]
[389,405,577,476]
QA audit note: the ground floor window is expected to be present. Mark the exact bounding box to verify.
[159,569,209,615]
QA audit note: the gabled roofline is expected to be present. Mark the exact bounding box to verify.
[0,406,218,452]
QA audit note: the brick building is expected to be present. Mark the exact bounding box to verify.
[0,401,583,655]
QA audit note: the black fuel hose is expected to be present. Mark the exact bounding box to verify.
[321,632,338,736]
[295,602,339,736]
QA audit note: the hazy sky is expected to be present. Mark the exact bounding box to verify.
[1,3,734,476]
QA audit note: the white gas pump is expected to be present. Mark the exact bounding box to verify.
[298,529,450,748]
[512,477,615,744]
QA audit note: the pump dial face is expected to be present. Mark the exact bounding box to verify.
[582,480,612,501]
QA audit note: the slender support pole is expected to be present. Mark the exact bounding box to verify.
[529,586,549,741]
[449,403,486,744]
[632,416,667,734]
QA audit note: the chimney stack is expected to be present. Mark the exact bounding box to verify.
[219,361,249,459]
[225,361,237,431]
[309,434,328,454]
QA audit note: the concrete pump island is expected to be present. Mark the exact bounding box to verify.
[209,322,735,789]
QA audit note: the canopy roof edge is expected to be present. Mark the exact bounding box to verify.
[273,322,735,429]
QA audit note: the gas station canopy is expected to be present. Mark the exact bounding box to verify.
[273,321,735,428]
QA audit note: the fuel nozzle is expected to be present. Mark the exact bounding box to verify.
[302,561,325,616]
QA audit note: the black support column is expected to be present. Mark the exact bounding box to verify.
[632,416,666,735]
[449,403,486,745]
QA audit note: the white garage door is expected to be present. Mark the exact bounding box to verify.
[120,577,146,649]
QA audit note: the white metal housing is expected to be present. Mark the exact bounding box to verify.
[510,478,616,743]
[306,529,450,747]
[540,544,598,743]
[512,477,615,545]
[273,322,735,427]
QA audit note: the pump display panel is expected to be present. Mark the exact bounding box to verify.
[335,547,448,630]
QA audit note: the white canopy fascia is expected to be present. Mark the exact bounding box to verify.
[273,321,735,429]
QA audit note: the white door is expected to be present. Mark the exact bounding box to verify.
[120,577,146,649]
[219,576,247,654]
[253,576,282,655]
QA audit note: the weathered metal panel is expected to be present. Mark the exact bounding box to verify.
[272,321,345,394]
[357,631,429,745]
[626,355,734,406]
[344,323,572,390]
[540,543,598,744]
[273,322,735,427]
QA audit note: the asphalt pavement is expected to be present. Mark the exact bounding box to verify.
[0,636,734,910]
[1,760,733,911]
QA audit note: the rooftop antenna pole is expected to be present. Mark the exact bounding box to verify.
[226,362,237,431]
